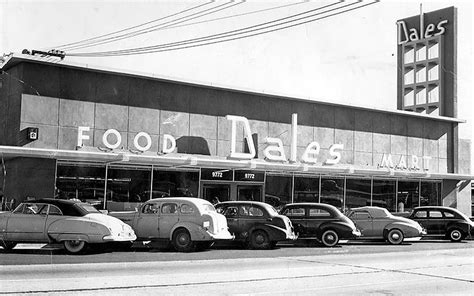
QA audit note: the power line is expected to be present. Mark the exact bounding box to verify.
[69,0,379,57]
[63,0,309,52]
[69,0,344,56]
[52,1,215,50]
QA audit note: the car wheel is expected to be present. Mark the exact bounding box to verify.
[448,229,463,242]
[387,229,404,245]
[250,230,270,249]
[63,240,87,254]
[1,241,17,251]
[321,230,339,247]
[172,228,196,252]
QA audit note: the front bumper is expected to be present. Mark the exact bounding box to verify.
[352,229,362,238]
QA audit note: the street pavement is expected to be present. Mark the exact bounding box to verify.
[0,241,473,295]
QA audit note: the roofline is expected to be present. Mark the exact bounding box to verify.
[0,53,466,124]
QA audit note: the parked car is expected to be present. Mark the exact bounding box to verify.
[109,197,233,252]
[407,206,474,242]
[279,203,361,247]
[347,206,424,245]
[0,198,136,254]
[215,201,297,249]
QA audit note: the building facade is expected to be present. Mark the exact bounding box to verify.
[0,55,472,215]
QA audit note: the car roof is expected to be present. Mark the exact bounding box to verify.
[351,206,390,218]
[282,202,341,211]
[27,198,87,216]
[216,201,270,207]
[147,197,212,205]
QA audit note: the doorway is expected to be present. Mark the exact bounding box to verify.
[202,184,230,204]
[237,185,262,202]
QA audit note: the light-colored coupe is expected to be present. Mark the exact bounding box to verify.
[347,206,424,245]
[0,198,136,254]
[109,197,234,252]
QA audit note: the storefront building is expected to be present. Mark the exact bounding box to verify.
[0,54,472,215]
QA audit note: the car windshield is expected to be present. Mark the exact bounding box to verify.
[76,203,100,214]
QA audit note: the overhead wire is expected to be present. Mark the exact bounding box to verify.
[62,0,310,52]
[68,0,344,56]
[59,0,244,51]
[52,0,215,50]
[69,0,379,57]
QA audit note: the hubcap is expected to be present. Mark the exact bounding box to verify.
[255,234,265,245]
[392,233,400,240]
[452,231,460,239]
[178,234,189,246]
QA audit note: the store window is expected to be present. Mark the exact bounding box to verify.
[265,174,292,210]
[372,179,396,212]
[106,165,151,211]
[294,176,320,203]
[345,178,371,211]
[55,163,106,209]
[420,181,441,207]
[153,170,199,198]
[320,177,344,210]
[397,180,420,213]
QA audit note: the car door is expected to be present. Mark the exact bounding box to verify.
[411,209,429,233]
[158,202,180,239]
[43,205,67,239]
[307,207,333,238]
[6,202,48,242]
[427,210,445,235]
[238,205,264,239]
[222,205,240,238]
[349,211,374,237]
[281,206,307,237]
[134,201,160,239]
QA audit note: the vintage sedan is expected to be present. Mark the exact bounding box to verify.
[0,198,136,254]
[279,203,361,247]
[408,206,474,242]
[347,206,424,245]
[215,201,297,249]
[109,197,233,252]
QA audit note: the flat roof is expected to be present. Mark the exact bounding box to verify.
[0,53,466,124]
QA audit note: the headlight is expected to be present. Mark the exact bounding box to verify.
[203,221,210,229]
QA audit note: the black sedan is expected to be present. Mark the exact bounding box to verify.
[408,206,474,242]
[279,203,361,247]
[215,201,297,249]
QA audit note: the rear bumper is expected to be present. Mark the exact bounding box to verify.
[208,230,234,241]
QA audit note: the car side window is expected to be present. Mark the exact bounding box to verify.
[180,204,195,214]
[223,207,238,217]
[284,208,305,217]
[248,206,263,217]
[161,203,178,214]
[23,203,45,215]
[309,209,331,217]
[47,205,63,215]
[351,211,371,220]
[443,211,455,218]
[142,202,160,214]
[429,211,443,218]
[414,210,428,218]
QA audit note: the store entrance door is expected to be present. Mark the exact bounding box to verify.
[202,184,230,204]
[237,185,262,202]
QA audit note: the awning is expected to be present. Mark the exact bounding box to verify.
[1,145,473,181]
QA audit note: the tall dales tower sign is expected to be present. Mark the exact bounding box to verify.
[396,7,457,118]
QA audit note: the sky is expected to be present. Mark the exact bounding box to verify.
[1,0,473,165]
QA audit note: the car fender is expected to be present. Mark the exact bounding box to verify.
[47,217,109,243]
[319,221,351,237]
[384,221,418,237]
[169,222,210,241]
[446,221,470,234]
[248,223,287,241]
